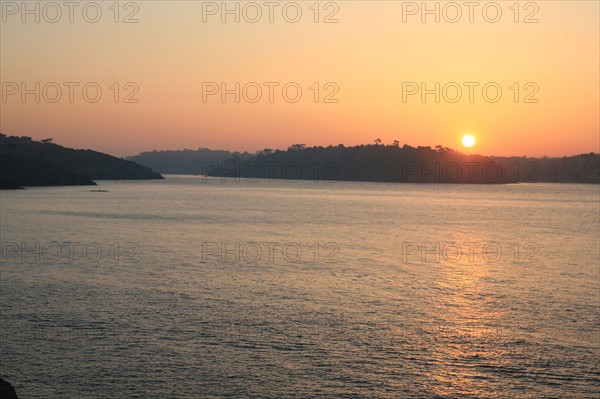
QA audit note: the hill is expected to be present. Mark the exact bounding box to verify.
[201,144,599,184]
[127,148,252,174]
[0,134,164,189]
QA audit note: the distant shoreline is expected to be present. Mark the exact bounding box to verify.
[129,145,599,185]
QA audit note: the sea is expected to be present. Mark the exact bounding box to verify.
[1,176,599,398]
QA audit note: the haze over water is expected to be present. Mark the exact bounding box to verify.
[1,177,598,398]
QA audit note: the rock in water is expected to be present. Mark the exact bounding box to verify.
[0,378,18,399]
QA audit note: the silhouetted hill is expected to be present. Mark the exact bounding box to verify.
[127,148,252,174]
[491,154,600,183]
[0,154,96,189]
[202,144,599,184]
[205,144,515,183]
[0,134,164,189]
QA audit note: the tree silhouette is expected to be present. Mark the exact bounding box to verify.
[288,144,307,151]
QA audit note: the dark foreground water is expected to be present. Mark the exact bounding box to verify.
[1,176,599,398]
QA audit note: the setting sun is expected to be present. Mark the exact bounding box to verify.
[462,135,476,148]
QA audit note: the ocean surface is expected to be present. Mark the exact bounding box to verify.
[1,176,599,398]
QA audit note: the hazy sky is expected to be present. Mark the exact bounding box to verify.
[1,0,599,156]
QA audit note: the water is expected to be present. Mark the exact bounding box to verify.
[1,176,599,398]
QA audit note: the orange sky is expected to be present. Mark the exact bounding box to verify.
[1,1,599,157]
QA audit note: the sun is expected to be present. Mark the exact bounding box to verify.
[462,135,476,148]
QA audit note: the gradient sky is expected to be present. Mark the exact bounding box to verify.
[1,0,599,157]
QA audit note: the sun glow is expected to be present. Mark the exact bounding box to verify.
[462,135,476,148]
